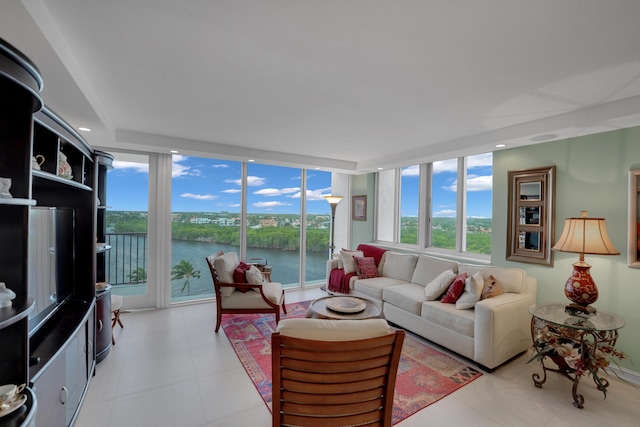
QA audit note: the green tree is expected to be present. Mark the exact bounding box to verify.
[171,260,201,295]
[127,267,147,283]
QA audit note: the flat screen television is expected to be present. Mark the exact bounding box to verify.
[28,206,75,334]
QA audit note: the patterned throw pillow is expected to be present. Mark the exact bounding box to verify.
[440,272,468,304]
[481,274,504,300]
[354,256,378,279]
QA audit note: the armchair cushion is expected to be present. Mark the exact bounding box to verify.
[276,318,392,341]
[213,251,239,297]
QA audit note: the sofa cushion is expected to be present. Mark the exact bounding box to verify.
[354,256,378,279]
[381,252,418,282]
[354,277,408,301]
[383,283,425,315]
[411,255,459,287]
[456,271,484,310]
[481,274,503,300]
[457,265,526,294]
[440,273,467,303]
[421,301,475,337]
[341,249,364,274]
[424,269,457,301]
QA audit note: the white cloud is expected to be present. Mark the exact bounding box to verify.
[433,158,458,173]
[467,175,493,191]
[253,201,290,208]
[181,193,216,200]
[222,188,241,193]
[467,152,493,168]
[304,187,332,201]
[254,187,300,196]
[172,155,201,178]
[224,175,266,186]
[434,209,456,217]
[401,165,420,177]
[112,160,149,173]
[211,164,229,168]
[443,175,492,192]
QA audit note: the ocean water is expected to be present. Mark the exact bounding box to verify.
[108,237,329,298]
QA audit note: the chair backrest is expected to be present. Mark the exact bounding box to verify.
[205,251,225,287]
[271,319,405,427]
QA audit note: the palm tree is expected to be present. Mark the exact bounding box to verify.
[128,267,147,283]
[171,260,201,294]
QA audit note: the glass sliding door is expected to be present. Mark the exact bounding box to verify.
[246,163,301,288]
[170,155,241,303]
[304,170,332,286]
[105,152,153,308]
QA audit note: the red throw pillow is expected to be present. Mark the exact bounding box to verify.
[441,272,468,304]
[354,256,378,279]
[233,262,252,292]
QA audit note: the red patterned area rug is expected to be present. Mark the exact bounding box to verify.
[221,300,482,425]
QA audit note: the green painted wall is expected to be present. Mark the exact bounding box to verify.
[351,173,376,246]
[493,127,640,372]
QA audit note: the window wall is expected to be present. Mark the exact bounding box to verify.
[376,153,493,257]
[400,165,419,245]
[104,152,152,308]
[170,156,241,303]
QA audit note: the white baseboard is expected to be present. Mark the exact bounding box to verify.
[610,366,640,386]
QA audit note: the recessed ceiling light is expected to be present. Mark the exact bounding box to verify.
[248,159,255,162]
[377,167,383,170]
[495,144,506,148]
[78,127,91,132]
[170,150,179,154]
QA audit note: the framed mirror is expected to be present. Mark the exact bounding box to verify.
[507,166,556,265]
[628,169,640,268]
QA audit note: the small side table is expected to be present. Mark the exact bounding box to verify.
[529,303,625,408]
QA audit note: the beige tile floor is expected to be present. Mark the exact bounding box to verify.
[75,288,640,427]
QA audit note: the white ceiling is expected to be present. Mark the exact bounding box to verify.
[3,0,640,173]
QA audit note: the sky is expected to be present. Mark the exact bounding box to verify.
[106,153,492,217]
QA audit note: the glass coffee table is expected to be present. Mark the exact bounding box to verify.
[306,296,383,320]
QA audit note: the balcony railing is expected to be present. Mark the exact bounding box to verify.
[105,232,148,285]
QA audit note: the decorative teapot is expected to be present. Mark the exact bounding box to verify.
[0,282,16,308]
[58,152,73,179]
[32,154,45,170]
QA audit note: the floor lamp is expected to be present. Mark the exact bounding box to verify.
[324,195,343,259]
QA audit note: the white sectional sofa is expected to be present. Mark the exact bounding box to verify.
[326,247,537,370]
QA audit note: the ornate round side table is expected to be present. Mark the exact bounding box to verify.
[528,303,625,408]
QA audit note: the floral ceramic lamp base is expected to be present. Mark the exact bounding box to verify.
[564,263,598,315]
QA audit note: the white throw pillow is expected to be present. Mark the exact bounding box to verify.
[341,249,364,274]
[456,271,484,309]
[246,265,266,292]
[424,269,456,300]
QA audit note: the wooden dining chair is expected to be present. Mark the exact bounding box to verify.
[271,318,405,427]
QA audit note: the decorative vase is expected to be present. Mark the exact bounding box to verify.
[564,263,598,307]
[0,177,12,198]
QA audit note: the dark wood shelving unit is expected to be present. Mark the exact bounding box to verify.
[1,37,109,427]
